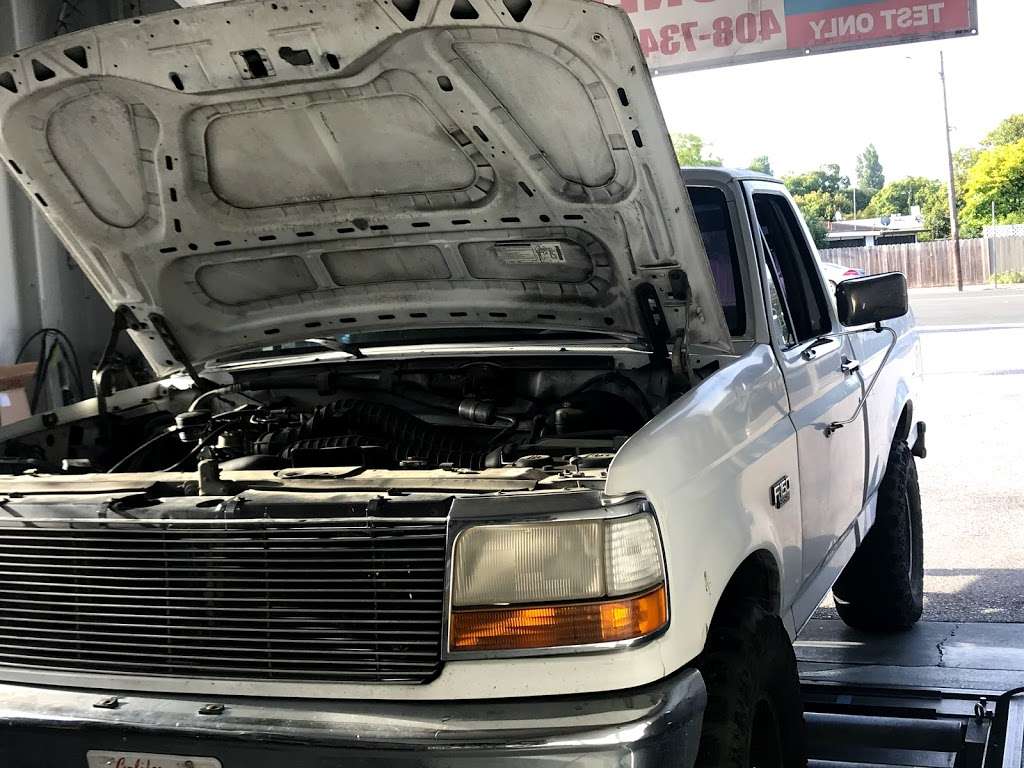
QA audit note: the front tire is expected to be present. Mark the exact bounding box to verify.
[833,440,924,631]
[695,602,806,768]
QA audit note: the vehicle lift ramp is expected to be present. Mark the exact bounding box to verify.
[801,682,1024,768]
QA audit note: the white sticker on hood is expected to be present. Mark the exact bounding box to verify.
[496,242,567,265]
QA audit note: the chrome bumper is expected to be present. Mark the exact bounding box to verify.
[0,668,706,767]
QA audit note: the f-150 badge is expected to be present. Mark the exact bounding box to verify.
[771,476,791,510]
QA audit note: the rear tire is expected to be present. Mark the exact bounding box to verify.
[833,440,924,631]
[694,602,806,768]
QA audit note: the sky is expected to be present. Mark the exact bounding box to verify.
[652,0,1021,184]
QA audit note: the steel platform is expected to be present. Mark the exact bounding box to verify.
[797,620,1024,767]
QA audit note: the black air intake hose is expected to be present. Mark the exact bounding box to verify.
[310,399,492,470]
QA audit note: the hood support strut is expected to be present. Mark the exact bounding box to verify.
[94,307,210,416]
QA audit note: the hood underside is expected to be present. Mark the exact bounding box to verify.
[0,0,730,373]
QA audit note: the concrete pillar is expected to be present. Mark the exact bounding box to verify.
[0,0,122,404]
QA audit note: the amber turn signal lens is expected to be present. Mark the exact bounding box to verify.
[449,584,668,652]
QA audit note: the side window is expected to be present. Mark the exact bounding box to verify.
[753,194,832,344]
[686,186,746,336]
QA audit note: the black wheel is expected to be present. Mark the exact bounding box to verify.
[695,601,806,768]
[833,440,924,631]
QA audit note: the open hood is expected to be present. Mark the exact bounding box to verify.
[0,0,730,374]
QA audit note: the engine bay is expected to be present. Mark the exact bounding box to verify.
[3,352,691,482]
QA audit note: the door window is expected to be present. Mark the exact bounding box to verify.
[753,194,832,344]
[687,186,746,336]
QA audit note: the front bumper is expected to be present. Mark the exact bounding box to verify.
[0,667,706,767]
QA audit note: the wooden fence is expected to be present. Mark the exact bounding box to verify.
[989,237,1024,274]
[822,237,1024,288]
[823,239,983,288]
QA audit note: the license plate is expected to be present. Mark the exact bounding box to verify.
[86,751,222,768]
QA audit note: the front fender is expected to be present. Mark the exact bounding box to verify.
[605,344,803,667]
[852,313,924,498]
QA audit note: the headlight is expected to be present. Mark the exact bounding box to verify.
[448,504,667,653]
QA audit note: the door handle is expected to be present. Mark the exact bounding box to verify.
[841,357,861,375]
[801,336,834,361]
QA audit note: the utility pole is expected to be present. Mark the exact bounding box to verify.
[939,51,964,292]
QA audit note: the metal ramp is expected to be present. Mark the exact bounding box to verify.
[797,620,1024,768]
[802,682,1023,767]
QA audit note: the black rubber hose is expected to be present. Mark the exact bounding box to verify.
[106,427,179,473]
[162,422,233,472]
[324,399,492,469]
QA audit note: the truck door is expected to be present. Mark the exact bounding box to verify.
[745,184,868,587]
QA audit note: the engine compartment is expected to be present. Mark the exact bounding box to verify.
[3,353,684,479]
[178,358,664,475]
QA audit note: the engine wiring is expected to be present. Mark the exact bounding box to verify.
[15,328,86,410]
[105,426,180,474]
[162,422,235,473]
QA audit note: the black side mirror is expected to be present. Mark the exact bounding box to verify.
[835,272,908,327]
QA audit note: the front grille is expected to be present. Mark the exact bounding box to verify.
[0,496,450,684]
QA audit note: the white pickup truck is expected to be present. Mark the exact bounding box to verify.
[0,1,926,766]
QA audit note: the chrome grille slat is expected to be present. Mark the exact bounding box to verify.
[0,654,439,672]
[0,626,438,647]
[1,603,440,619]
[0,658,435,679]
[1,581,443,593]
[0,536,446,546]
[0,571,443,581]
[0,596,439,611]
[0,502,450,683]
[0,590,440,601]
[0,555,443,566]
[0,637,441,655]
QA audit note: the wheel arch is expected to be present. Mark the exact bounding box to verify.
[894,399,914,442]
[710,549,782,628]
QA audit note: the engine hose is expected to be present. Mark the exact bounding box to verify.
[189,384,265,413]
[320,399,492,469]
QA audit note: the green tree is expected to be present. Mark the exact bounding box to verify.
[784,164,850,197]
[748,155,773,175]
[803,214,829,249]
[784,164,853,223]
[982,115,1024,148]
[953,146,980,204]
[790,190,842,222]
[852,187,876,215]
[866,177,935,213]
[856,144,885,193]
[862,177,950,240]
[918,189,951,241]
[672,133,723,168]
[961,139,1024,237]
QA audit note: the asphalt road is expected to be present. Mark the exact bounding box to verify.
[909,284,1024,327]
[816,286,1024,623]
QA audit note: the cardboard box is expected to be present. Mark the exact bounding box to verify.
[0,362,37,426]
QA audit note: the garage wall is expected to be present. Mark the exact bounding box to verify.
[0,0,175,403]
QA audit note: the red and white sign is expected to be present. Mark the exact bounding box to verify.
[602,0,978,75]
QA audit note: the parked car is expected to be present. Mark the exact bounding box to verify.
[0,1,925,766]
[820,261,867,290]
